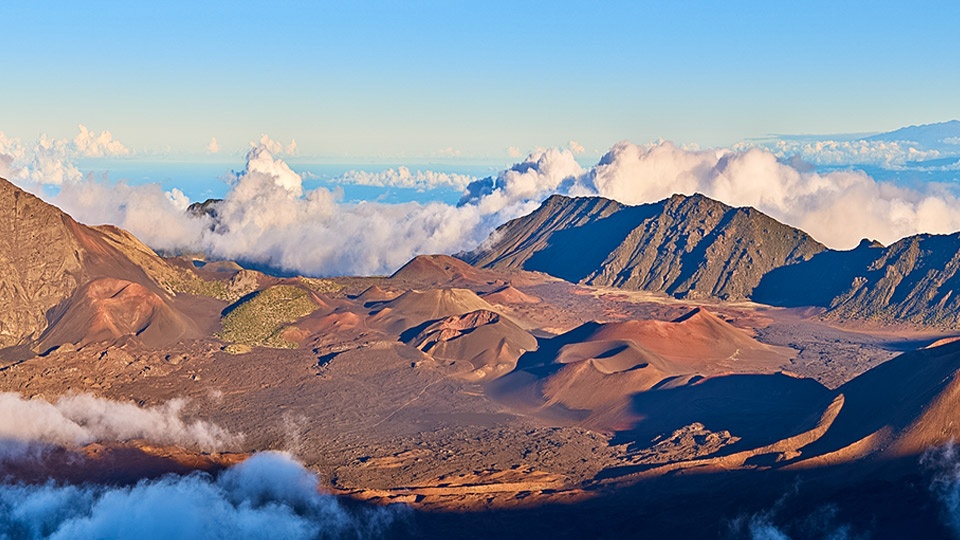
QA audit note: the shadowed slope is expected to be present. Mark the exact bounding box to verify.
[368,288,499,335]
[407,310,538,380]
[490,309,794,431]
[757,234,960,326]
[37,278,197,353]
[795,340,960,462]
[462,194,824,300]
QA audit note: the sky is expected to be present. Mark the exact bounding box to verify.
[2,1,960,278]
[2,1,959,161]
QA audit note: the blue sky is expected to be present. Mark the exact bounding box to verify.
[2,1,958,160]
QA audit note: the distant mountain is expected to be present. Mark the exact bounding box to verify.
[462,193,826,300]
[464,193,960,326]
[865,119,960,150]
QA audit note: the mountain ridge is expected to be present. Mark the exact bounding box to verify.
[464,192,960,326]
[462,193,826,301]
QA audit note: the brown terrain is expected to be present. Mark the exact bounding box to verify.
[4,177,960,538]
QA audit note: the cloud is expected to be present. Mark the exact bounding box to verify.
[0,451,406,540]
[435,147,461,158]
[726,495,857,540]
[16,132,960,276]
[0,126,133,186]
[568,140,585,155]
[207,137,220,154]
[924,441,960,535]
[727,510,790,540]
[574,141,960,249]
[0,392,239,453]
[236,145,305,196]
[739,137,943,167]
[73,125,130,158]
[252,134,297,156]
[333,166,476,190]
[0,132,81,186]
[53,181,210,255]
[506,146,523,158]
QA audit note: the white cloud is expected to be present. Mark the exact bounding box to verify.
[577,141,960,249]
[207,137,220,154]
[54,181,210,254]
[740,137,942,167]
[0,451,404,539]
[506,146,523,158]
[252,134,297,156]
[13,130,960,276]
[333,166,476,190]
[436,146,462,158]
[73,124,130,158]
[48,146,482,275]
[925,442,960,536]
[568,140,585,155]
[0,126,132,186]
[0,392,239,453]
[236,145,305,196]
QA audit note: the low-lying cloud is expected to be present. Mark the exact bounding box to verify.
[49,144,577,276]
[10,128,960,276]
[0,392,239,453]
[924,441,960,536]
[574,141,960,249]
[742,138,943,167]
[0,451,405,540]
[726,495,857,540]
[332,166,475,191]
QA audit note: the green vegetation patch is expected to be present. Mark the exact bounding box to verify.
[166,275,238,301]
[217,285,320,348]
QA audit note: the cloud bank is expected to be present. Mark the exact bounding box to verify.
[49,143,581,276]
[0,126,130,186]
[0,392,239,453]
[10,129,960,276]
[0,395,403,537]
[0,451,404,540]
[333,166,475,191]
[742,138,944,167]
[574,141,960,249]
[73,125,130,158]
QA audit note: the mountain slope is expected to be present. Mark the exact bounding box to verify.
[0,177,201,349]
[755,234,960,326]
[0,180,86,347]
[462,193,826,300]
[406,309,537,380]
[466,192,960,326]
